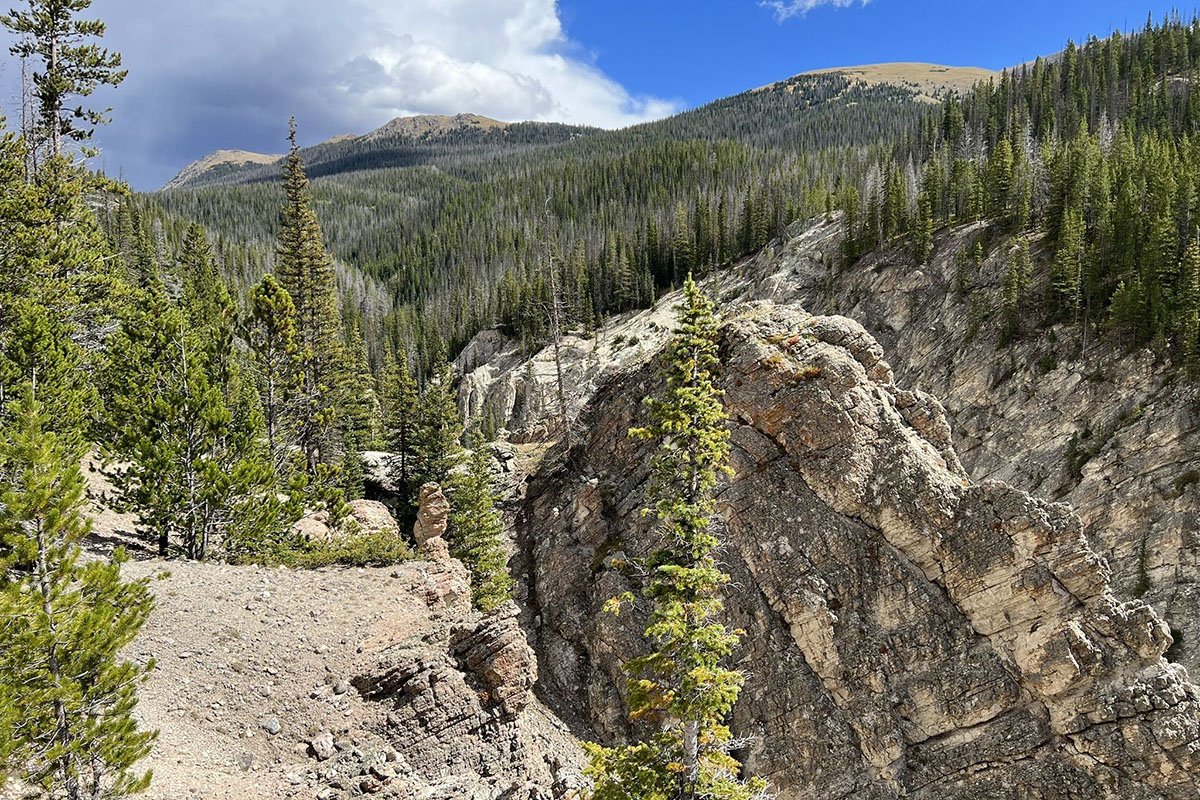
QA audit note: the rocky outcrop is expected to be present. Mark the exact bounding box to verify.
[456,308,676,442]
[413,483,450,547]
[348,499,401,537]
[742,218,1200,672]
[289,500,402,544]
[353,604,580,799]
[520,302,1200,799]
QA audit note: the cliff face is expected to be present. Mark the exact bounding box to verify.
[740,219,1200,672]
[516,303,1200,798]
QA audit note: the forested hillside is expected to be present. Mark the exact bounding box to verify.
[142,69,940,370]
[138,15,1200,383]
[844,15,1200,369]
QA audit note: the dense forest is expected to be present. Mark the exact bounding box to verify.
[144,71,931,371]
[844,14,1200,367]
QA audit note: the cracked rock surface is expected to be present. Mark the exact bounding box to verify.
[519,302,1200,799]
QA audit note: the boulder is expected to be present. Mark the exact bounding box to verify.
[347,499,399,537]
[289,510,332,543]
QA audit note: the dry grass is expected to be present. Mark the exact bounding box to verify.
[802,62,997,102]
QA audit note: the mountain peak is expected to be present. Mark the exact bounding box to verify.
[163,149,282,190]
[771,62,997,102]
[363,112,510,142]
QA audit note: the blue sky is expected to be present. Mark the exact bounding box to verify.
[1,1,1186,189]
[560,0,1188,108]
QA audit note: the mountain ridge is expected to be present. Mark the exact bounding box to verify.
[159,60,990,190]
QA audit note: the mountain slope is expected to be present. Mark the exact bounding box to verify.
[164,149,283,190]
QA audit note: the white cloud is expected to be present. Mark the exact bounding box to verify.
[760,0,872,22]
[8,0,681,187]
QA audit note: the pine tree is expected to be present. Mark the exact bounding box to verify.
[411,360,462,491]
[0,296,95,453]
[1052,207,1087,320]
[912,192,933,264]
[381,356,421,502]
[340,320,379,448]
[275,118,345,478]
[0,391,156,800]
[179,224,234,382]
[2,0,126,160]
[245,274,300,474]
[447,450,513,612]
[1178,234,1200,369]
[1001,239,1033,341]
[584,275,765,800]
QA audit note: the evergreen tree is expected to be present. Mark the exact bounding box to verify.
[0,391,156,800]
[102,286,279,559]
[245,274,299,474]
[912,192,933,264]
[1001,239,1033,341]
[447,449,514,612]
[411,360,462,490]
[0,297,95,453]
[585,275,765,800]
[275,118,346,478]
[2,0,126,159]
[1179,235,1200,369]
[381,356,421,502]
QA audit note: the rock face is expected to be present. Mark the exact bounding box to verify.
[353,603,579,799]
[456,308,676,442]
[744,218,1200,671]
[520,303,1200,798]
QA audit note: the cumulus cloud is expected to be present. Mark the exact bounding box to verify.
[0,0,680,188]
[760,0,872,22]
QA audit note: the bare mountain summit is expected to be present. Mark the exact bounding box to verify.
[362,112,510,142]
[163,149,283,190]
[765,62,997,102]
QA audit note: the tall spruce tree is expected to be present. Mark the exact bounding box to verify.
[275,118,345,478]
[585,275,766,800]
[0,391,156,800]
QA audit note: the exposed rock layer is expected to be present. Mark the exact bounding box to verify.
[745,219,1200,672]
[519,302,1200,798]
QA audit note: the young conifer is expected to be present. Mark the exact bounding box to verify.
[447,449,514,612]
[0,391,156,800]
[585,274,766,800]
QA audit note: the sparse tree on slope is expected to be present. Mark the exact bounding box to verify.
[585,274,767,800]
